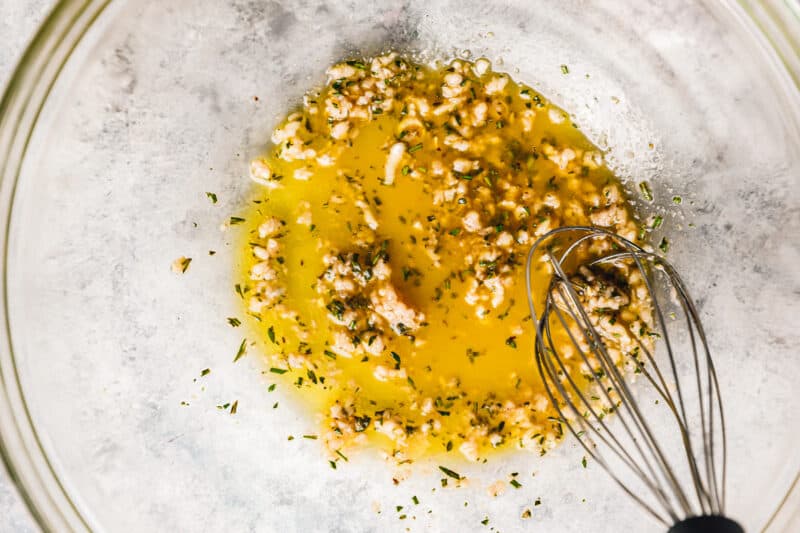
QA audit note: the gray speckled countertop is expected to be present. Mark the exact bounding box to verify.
[0,3,52,530]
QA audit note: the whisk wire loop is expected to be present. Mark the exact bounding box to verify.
[526,226,728,527]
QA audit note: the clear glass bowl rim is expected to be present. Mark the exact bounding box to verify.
[0,0,798,531]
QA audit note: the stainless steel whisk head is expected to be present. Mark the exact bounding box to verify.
[526,226,742,533]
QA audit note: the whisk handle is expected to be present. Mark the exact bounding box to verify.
[668,515,744,533]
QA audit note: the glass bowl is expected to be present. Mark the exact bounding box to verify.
[1,0,798,531]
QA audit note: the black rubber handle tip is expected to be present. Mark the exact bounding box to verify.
[668,515,744,533]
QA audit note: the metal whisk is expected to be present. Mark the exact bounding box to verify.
[525,226,743,533]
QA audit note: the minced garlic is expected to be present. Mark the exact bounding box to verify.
[237,53,644,465]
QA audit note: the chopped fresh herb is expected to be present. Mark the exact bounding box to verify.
[408,143,423,153]
[233,339,247,362]
[582,456,588,468]
[353,415,371,432]
[439,466,462,480]
[639,181,653,202]
[269,367,288,374]
[449,228,461,236]
[227,317,241,327]
[206,192,218,203]
[659,237,670,253]
[560,64,569,74]
[510,479,522,489]
[268,383,276,392]
[346,60,366,70]
[534,497,542,506]
[329,460,337,469]
[505,336,517,349]
[481,517,489,526]
[229,216,246,225]
[234,284,244,298]
[651,215,663,229]
[303,434,318,440]
[401,165,411,176]
[672,195,682,204]
[267,325,277,344]
[335,450,349,462]
[230,400,238,414]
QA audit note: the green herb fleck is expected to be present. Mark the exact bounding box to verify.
[510,479,522,489]
[408,143,423,153]
[229,216,246,225]
[269,367,288,374]
[639,182,653,202]
[505,336,517,349]
[267,325,277,344]
[353,415,371,432]
[206,192,218,204]
[659,237,670,253]
[230,400,238,415]
[439,466,462,480]
[582,456,587,468]
[346,60,366,70]
[233,339,247,362]
[651,215,663,229]
[672,195,682,204]
[200,368,211,377]
[227,317,241,327]
[560,64,570,74]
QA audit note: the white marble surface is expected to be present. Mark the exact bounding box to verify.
[0,3,53,531]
